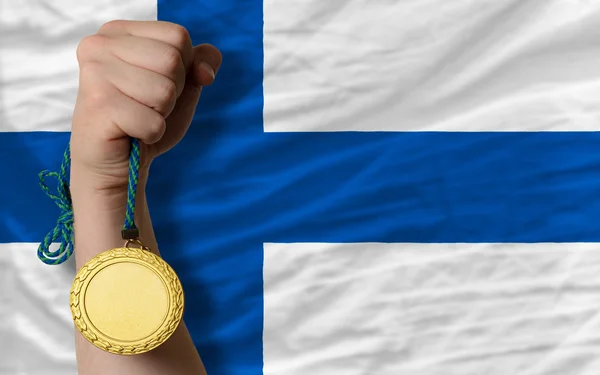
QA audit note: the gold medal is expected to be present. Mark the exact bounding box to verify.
[70,239,184,355]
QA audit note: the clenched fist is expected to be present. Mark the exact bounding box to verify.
[70,20,222,194]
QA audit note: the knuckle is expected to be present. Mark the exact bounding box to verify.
[79,61,103,82]
[150,77,177,116]
[162,46,182,73]
[78,64,110,108]
[156,78,177,105]
[98,19,124,33]
[76,35,107,62]
[147,113,166,141]
[168,23,190,48]
[83,86,110,109]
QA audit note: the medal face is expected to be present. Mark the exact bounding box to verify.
[70,247,184,355]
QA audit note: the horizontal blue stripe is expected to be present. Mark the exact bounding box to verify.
[9,132,600,244]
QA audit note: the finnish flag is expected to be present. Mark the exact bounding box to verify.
[2,0,600,374]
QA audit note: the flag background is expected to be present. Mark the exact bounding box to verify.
[2,0,600,374]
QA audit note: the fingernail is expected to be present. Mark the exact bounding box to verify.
[199,61,215,80]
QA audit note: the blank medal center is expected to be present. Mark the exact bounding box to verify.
[85,262,169,341]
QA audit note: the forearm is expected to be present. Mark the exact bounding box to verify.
[70,166,206,375]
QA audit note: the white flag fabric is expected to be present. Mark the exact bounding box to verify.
[2,0,600,374]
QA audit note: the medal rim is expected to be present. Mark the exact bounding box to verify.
[70,247,184,355]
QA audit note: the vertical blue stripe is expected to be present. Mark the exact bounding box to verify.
[157,1,265,373]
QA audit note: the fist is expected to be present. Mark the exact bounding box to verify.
[70,20,222,192]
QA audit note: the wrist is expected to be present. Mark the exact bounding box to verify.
[69,162,150,208]
[69,166,150,268]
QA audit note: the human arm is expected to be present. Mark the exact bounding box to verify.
[67,19,222,375]
[70,169,206,375]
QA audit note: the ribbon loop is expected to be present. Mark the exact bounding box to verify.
[37,139,140,265]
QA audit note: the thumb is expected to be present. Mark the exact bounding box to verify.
[188,43,223,88]
[153,44,222,156]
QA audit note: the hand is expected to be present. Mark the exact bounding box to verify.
[70,20,222,195]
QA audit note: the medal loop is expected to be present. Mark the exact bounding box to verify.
[124,238,151,251]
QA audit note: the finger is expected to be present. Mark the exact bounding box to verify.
[166,44,223,128]
[98,20,194,70]
[94,85,166,144]
[153,83,201,156]
[189,44,223,87]
[103,56,178,118]
[105,35,186,98]
[154,45,222,155]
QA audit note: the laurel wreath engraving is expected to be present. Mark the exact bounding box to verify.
[70,247,184,355]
